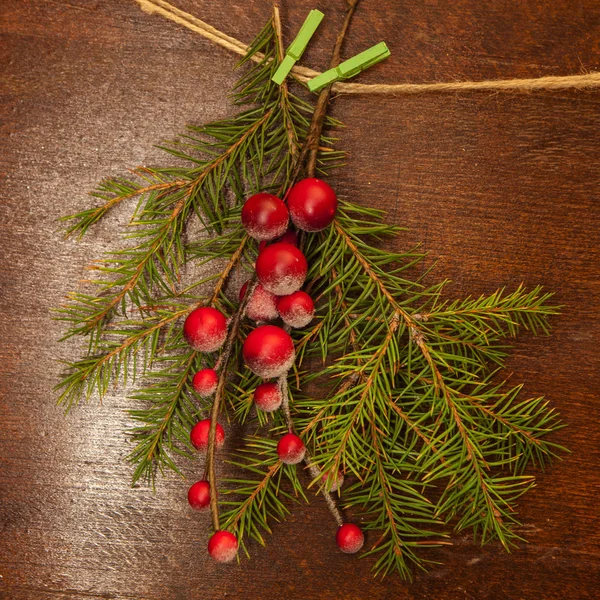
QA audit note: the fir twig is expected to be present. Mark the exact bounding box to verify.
[55,7,565,580]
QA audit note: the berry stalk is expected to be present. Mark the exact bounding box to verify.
[277,368,344,527]
[205,277,258,530]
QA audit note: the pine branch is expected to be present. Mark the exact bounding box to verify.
[54,7,566,581]
[55,304,188,410]
[221,438,306,550]
[127,342,200,484]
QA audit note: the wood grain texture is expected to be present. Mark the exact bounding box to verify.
[1,0,599,598]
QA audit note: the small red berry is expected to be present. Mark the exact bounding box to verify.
[336,523,364,554]
[277,433,305,465]
[255,242,308,295]
[277,229,298,245]
[242,192,289,240]
[277,291,315,329]
[187,480,211,510]
[243,325,295,378]
[208,530,238,563]
[321,469,344,492]
[258,240,268,253]
[183,307,228,352]
[190,419,225,451]
[239,281,279,322]
[253,382,282,412]
[192,368,218,397]
[287,178,338,232]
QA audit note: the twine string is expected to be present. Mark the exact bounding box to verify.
[136,0,600,94]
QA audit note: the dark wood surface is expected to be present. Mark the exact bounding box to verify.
[1,1,599,598]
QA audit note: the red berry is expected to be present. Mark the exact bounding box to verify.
[183,307,228,352]
[277,229,298,245]
[277,291,314,329]
[242,192,289,240]
[239,281,279,322]
[336,523,364,554]
[253,382,282,412]
[321,469,344,492]
[187,480,211,510]
[239,281,248,301]
[287,178,338,232]
[192,368,218,397]
[258,240,268,253]
[277,433,305,465]
[255,242,307,295]
[243,325,295,378]
[208,530,238,563]
[190,419,225,451]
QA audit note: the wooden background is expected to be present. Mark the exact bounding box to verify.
[1,0,599,598]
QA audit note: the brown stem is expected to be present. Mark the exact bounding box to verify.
[205,276,258,530]
[277,369,345,526]
[288,0,361,184]
[273,6,299,162]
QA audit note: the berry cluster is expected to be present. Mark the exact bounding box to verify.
[182,178,363,562]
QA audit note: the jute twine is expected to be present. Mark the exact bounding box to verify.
[136,0,600,94]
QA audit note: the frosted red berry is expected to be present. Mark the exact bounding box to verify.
[278,229,298,245]
[321,469,344,492]
[336,523,364,554]
[277,432,306,465]
[277,291,314,329]
[241,192,289,240]
[187,480,211,510]
[192,368,218,397]
[183,307,228,352]
[239,281,279,322]
[208,530,238,563]
[253,382,282,412]
[255,242,308,295]
[287,178,338,232]
[243,325,295,378]
[190,419,225,451]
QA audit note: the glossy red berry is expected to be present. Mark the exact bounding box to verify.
[277,291,314,329]
[243,325,295,378]
[187,480,211,510]
[277,432,305,465]
[190,419,224,451]
[239,281,279,322]
[192,368,218,397]
[208,530,238,563]
[242,192,289,240]
[183,307,228,352]
[253,382,282,412]
[287,178,338,232]
[255,242,308,295]
[336,523,364,554]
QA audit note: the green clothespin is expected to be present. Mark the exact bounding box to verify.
[307,42,391,92]
[272,9,324,85]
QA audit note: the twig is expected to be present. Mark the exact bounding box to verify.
[288,0,361,186]
[277,368,344,527]
[305,0,360,177]
[205,276,258,530]
[273,6,299,162]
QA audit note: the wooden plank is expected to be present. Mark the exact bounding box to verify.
[1,1,599,598]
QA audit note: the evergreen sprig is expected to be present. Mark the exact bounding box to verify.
[56,12,565,579]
